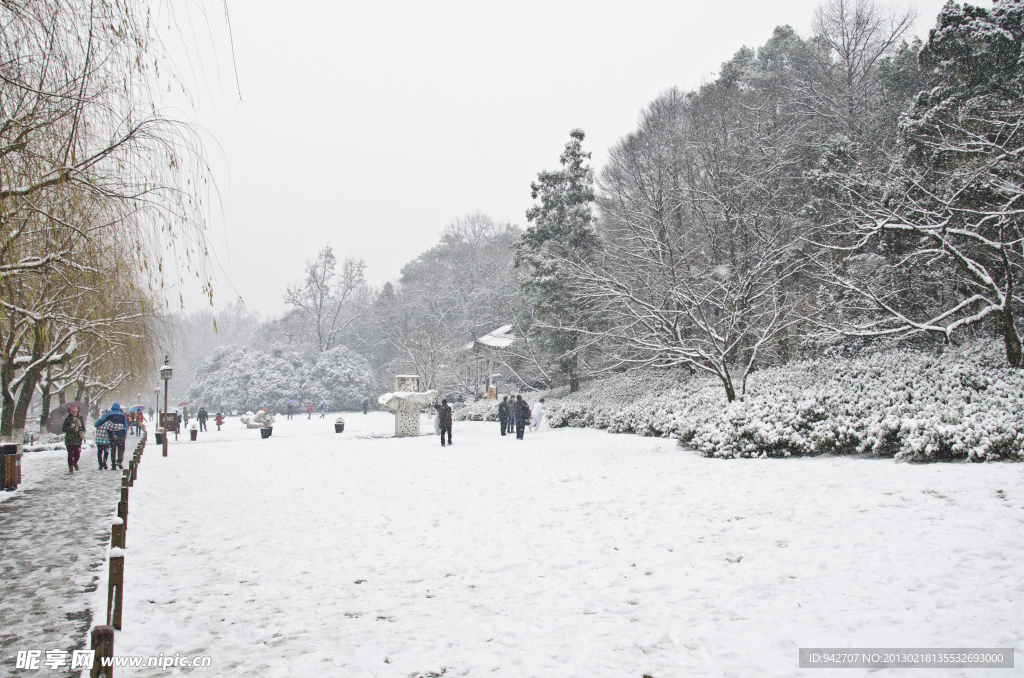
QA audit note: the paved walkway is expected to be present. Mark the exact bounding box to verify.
[0,436,140,676]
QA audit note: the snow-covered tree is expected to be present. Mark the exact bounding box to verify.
[284,247,366,353]
[814,0,1024,367]
[515,130,602,393]
[188,347,299,413]
[302,346,375,410]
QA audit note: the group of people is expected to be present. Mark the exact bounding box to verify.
[430,394,546,446]
[61,403,130,473]
[60,402,230,474]
[498,395,544,440]
[286,402,332,420]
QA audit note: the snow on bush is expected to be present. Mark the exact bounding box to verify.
[533,340,1024,462]
[454,399,500,421]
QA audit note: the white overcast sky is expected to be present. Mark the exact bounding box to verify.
[161,0,951,317]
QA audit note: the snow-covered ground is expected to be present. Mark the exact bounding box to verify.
[100,413,1023,677]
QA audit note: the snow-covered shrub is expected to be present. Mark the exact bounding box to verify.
[302,346,375,411]
[530,340,1024,462]
[545,370,693,433]
[454,399,500,421]
[684,340,1024,461]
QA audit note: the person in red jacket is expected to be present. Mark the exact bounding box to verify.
[215,412,224,431]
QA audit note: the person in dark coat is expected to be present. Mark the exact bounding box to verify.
[514,395,530,440]
[286,402,294,420]
[95,403,129,470]
[497,396,510,436]
[198,406,208,431]
[438,399,453,447]
[362,396,370,415]
[61,404,85,474]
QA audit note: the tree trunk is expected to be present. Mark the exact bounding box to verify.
[39,380,53,432]
[718,363,737,403]
[1002,308,1022,368]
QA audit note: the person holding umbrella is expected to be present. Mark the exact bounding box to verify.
[94,403,128,469]
[61,404,85,474]
[319,400,328,418]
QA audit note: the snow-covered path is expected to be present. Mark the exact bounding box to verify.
[1,437,138,677]
[109,413,1023,677]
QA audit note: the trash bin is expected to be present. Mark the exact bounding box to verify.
[190,430,198,441]
[335,422,345,433]
[155,431,164,445]
[260,427,273,439]
[1,444,22,491]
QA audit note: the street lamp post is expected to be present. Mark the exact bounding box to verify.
[154,387,159,422]
[160,356,172,457]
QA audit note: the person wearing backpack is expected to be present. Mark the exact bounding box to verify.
[514,395,531,440]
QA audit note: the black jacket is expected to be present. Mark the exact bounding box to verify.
[498,401,509,419]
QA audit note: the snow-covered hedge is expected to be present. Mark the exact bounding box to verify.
[189,345,375,413]
[535,340,1024,462]
[454,399,500,421]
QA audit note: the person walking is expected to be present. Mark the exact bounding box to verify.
[286,402,294,420]
[532,397,545,432]
[61,404,85,474]
[514,395,530,440]
[306,404,313,419]
[320,401,327,419]
[95,416,113,470]
[198,406,208,431]
[497,396,510,436]
[95,403,129,470]
[215,412,224,431]
[438,399,453,447]
[362,396,370,415]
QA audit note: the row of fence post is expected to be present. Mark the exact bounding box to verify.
[90,432,146,678]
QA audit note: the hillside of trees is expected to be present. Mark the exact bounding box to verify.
[161,0,1023,416]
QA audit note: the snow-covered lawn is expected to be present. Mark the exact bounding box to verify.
[101,413,1024,677]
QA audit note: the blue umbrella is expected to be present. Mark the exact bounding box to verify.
[286,399,299,404]
[318,400,330,407]
[259,403,269,409]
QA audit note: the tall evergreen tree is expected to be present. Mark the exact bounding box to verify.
[515,129,600,392]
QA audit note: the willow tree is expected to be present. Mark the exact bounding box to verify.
[0,0,216,442]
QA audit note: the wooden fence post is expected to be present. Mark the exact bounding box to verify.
[106,551,124,630]
[120,486,128,504]
[90,625,114,678]
[117,500,128,541]
[110,520,123,553]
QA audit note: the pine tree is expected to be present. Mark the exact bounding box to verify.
[515,129,600,392]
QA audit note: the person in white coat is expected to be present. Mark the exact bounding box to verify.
[531,398,545,432]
